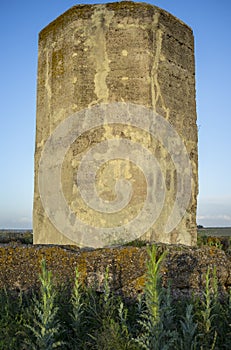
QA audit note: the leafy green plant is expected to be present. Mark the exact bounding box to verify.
[26,259,64,349]
[222,287,231,348]
[135,245,178,350]
[68,267,85,349]
[197,267,218,349]
[179,304,198,350]
[145,245,167,323]
[207,237,223,249]
[0,288,29,349]
[125,239,148,248]
[71,267,83,331]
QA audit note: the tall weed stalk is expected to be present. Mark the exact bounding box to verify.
[26,259,64,349]
[69,267,84,348]
[135,245,177,350]
[197,267,218,349]
[179,304,198,350]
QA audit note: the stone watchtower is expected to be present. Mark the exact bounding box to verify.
[33,1,198,247]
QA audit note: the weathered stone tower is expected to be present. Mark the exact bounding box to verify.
[34,1,198,247]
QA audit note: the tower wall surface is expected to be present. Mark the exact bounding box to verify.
[33,1,198,247]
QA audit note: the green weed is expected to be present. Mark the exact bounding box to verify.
[26,259,64,349]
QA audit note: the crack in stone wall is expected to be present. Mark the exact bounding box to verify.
[151,13,170,120]
[86,6,114,105]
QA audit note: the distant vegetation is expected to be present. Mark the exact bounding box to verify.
[0,230,33,244]
[1,245,231,349]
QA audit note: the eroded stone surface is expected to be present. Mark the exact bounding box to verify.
[34,1,198,246]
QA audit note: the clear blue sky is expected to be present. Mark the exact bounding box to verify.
[0,0,230,229]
